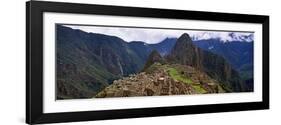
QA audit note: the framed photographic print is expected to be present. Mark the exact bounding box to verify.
[26,1,269,124]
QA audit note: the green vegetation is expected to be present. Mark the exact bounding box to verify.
[193,85,207,93]
[167,67,207,93]
[168,67,192,84]
[144,63,160,74]
[238,63,253,80]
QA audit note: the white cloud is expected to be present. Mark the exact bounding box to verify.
[63,25,253,44]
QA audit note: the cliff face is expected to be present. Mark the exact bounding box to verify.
[168,33,245,92]
[169,33,204,70]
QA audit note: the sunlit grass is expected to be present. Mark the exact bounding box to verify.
[193,85,207,93]
[168,67,192,84]
[168,67,207,93]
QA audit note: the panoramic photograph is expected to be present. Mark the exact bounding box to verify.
[56,24,254,100]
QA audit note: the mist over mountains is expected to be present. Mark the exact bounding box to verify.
[56,25,253,99]
[190,32,253,42]
[65,25,254,44]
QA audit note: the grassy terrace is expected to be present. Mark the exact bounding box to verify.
[167,67,207,94]
[168,67,193,84]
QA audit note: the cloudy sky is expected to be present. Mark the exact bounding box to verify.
[63,24,254,44]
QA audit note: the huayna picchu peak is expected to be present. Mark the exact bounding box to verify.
[168,33,246,92]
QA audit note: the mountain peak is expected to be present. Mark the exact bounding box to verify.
[169,33,245,92]
[171,33,195,57]
[142,50,163,71]
[178,33,193,43]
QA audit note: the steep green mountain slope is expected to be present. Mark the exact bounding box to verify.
[168,33,246,92]
[56,25,146,99]
[193,39,253,81]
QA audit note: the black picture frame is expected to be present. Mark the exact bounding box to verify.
[26,1,269,124]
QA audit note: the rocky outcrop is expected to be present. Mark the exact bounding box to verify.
[142,50,164,71]
[168,33,245,92]
[95,63,225,98]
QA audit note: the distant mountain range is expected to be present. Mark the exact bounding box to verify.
[56,25,253,99]
[129,37,253,80]
[190,32,254,42]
